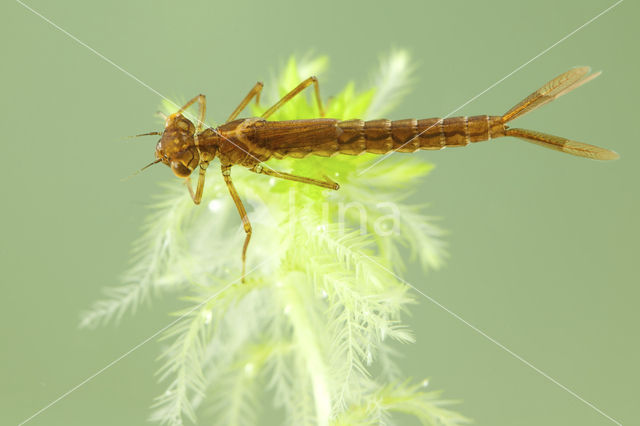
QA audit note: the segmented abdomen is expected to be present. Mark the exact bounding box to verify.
[261,116,505,159]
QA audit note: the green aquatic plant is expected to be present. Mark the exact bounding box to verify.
[81,51,467,426]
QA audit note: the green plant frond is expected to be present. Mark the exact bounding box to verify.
[84,52,466,425]
[346,157,435,191]
[205,343,271,426]
[150,306,210,425]
[79,185,194,328]
[332,381,470,426]
[299,230,416,411]
[365,49,415,120]
[375,342,405,382]
[330,185,446,274]
[397,207,448,271]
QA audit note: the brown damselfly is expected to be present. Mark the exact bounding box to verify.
[136,67,618,281]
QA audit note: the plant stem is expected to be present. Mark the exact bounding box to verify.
[282,273,332,425]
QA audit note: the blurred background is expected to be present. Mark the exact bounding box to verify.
[1,0,637,424]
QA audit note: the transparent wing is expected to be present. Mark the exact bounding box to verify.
[506,128,619,160]
[503,67,600,123]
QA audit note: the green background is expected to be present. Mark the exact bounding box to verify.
[2,0,638,424]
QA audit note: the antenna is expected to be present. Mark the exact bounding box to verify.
[121,158,162,182]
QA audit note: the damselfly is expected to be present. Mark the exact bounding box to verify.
[136,67,618,280]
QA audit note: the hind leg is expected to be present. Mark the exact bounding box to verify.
[261,76,325,119]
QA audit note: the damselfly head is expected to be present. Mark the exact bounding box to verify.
[152,113,202,178]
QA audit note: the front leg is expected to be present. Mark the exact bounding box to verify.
[221,165,252,282]
[184,161,209,204]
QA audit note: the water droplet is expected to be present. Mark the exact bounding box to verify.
[421,379,429,388]
[316,224,327,232]
[321,290,328,299]
[202,310,212,324]
[284,304,291,315]
[208,199,222,212]
[269,177,276,186]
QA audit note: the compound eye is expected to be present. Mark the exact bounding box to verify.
[170,161,192,178]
